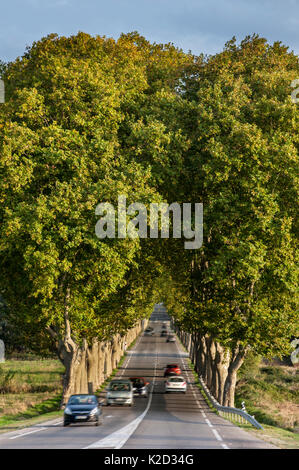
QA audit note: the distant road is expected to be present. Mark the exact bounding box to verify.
[0,304,276,449]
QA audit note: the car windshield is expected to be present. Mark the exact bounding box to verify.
[68,395,97,405]
[109,382,131,391]
[131,378,144,386]
[167,364,178,368]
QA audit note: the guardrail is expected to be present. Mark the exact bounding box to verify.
[170,319,263,430]
[198,373,263,429]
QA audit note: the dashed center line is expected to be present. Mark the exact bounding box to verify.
[174,336,229,450]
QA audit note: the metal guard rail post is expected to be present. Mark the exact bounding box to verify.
[198,374,263,430]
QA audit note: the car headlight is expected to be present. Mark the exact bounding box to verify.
[64,407,72,415]
[89,407,98,416]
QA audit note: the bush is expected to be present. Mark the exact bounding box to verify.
[238,352,262,380]
[0,365,16,393]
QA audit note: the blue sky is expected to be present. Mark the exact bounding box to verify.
[1,0,299,62]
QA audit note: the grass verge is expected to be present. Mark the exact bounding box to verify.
[174,332,299,449]
[0,330,144,433]
[0,358,64,434]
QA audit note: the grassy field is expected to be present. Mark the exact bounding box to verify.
[236,360,299,431]
[177,336,299,449]
[0,346,132,433]
[0,357,64,431]
[235,357,299,448]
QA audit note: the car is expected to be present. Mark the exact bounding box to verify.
[63,394,103,426]
[164,364,181,377]
[160,330,168,337]
[129,377,150,397]
[165,376,187,393]
[106,379,134,406]
[144,327,154,336]
[166,335,176,343]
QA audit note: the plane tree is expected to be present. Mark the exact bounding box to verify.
[158,36,299,406]
[0,32,191,399]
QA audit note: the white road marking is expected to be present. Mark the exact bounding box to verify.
[221,443,230,449]
[174,336,229,449]
[9,427,47,440]
[212,429,222,441]
[120,334,143,377]
[84,393,154,449]
[84,331,158,449]
[2,418,63,441]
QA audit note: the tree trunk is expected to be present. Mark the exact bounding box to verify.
[58,336,88,403]
[223,346,247,407]
[199,335,208,381]
[205,336,213,389]
[194,333,201,374]
[214,342,230,405]
[50,309,146,404]
[209,339,218,398]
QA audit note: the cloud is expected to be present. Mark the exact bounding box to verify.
[0,0,299,62]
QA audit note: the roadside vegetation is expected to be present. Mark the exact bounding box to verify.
[0,337,136,431]
[236,356,299,432]
[180,336,299,449]
[0,357,64,431]
[226,355,299,449]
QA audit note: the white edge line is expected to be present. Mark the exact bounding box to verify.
[9,427,47,440]
[175,334,230,449]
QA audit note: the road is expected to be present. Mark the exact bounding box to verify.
[0,304,276,449]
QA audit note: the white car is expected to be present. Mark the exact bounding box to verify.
[165,376,187,393]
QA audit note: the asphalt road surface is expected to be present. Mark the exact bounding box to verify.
[0,304,276,449]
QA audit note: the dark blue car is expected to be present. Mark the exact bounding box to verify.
[63,394,103,426]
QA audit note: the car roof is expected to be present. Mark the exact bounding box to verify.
[69,393,97,397]
[110,379,132,383]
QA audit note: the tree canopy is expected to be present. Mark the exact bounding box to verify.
[0,32,298,402]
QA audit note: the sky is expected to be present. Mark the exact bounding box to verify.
[0,0,299,62]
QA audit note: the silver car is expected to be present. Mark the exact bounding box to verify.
[106,379,134,406]
[166,335,176,343]
[144,327,154,336]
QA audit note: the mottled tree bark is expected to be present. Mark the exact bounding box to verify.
[47,306,147,404]
[215,342,230,404]
[223,346,247,407]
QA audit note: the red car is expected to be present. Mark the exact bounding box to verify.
[164,364,181,377]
